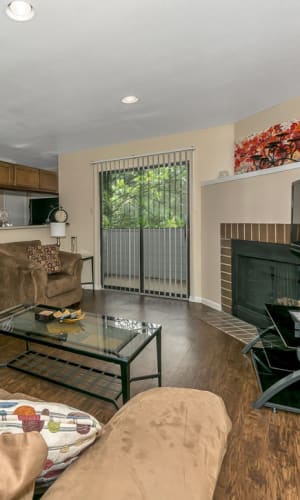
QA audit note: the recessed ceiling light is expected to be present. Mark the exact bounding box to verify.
[6,1,35,22]
[121,95,139,104]
[13,142,30,148]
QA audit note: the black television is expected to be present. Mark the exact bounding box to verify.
[29,197,59,225]
[291,179,300,249]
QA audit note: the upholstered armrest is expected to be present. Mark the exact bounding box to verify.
[0,433,47,500]
[42,388,231,500]
[0,255,48,308]
[59,251,82,276]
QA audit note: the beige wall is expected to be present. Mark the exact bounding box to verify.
[0,226,52,245]
[235,95,300,141]
[3,94,300,305]
[59,125,234,296]
[201,167,300,306]
[198,95,300,307]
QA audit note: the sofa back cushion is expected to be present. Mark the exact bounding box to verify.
[0,240,41,259]
[27,244,62,274]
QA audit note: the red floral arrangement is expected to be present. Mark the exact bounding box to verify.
[234,120,300,174]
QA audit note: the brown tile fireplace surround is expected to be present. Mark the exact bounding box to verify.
[220,223,291,314]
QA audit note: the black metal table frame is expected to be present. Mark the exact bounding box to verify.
[242,304,300,413]
[0,323,162,410]
[81,255,95,293]
[249,348,300,413]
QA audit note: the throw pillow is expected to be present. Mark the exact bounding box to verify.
[27,244,62,274]
[0,399,102,485]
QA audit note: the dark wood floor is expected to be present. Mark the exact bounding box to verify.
[1,290,299,499]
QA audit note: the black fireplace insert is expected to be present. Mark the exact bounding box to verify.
[232,240,300,328]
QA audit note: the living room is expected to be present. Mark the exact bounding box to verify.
[1,1,300,499]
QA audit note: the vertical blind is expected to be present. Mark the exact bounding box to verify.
[93,148,193,299]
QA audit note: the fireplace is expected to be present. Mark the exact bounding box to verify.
[232,240,300,328]
[220,222,297,327]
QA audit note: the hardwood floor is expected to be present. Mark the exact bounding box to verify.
[0,290,299,499]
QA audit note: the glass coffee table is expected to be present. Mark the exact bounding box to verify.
[0,304,162,409]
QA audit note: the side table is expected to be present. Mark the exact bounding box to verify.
[81,255,94,293]
[243,303,300,413]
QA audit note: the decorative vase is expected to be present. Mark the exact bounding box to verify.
[71,236,77,253]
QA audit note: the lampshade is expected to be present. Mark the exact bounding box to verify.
[50,222,66,238]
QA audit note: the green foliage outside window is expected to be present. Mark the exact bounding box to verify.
[102,164,187,229]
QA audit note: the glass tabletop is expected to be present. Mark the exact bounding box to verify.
[265,303,300,349]
[257,304,300,373]
[0,304,161,361]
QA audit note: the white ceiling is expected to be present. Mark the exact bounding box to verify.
[1,0,300,170]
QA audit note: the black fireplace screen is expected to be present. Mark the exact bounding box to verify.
[232,240,300,328]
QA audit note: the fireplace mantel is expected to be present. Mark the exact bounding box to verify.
[202,162,300,187]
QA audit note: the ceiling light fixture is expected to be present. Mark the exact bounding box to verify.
[13,142,30,148]
[6,1,35,22]
[121,95,139,104]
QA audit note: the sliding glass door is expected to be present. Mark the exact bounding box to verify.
[99,151,190,299]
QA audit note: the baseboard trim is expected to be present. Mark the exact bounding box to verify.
[189,296,222,311]
[82,284,102,291]
[201,298,222,311]
[189,296,202,303]
[81,288,222,310]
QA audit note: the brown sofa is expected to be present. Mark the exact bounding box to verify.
[0,240,83,310]
[0,387,231,500]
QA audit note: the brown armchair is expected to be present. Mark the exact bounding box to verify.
[0,240,83,311]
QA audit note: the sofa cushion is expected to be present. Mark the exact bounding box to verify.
[0,399,102,485]
[46,273,78,297]
[27,245,62,274]
[0,240,41,259]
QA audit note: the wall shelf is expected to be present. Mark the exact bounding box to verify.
[201,162,300,187]
[0,225,48,230]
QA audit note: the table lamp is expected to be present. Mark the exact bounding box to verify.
[50,222,66,247]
